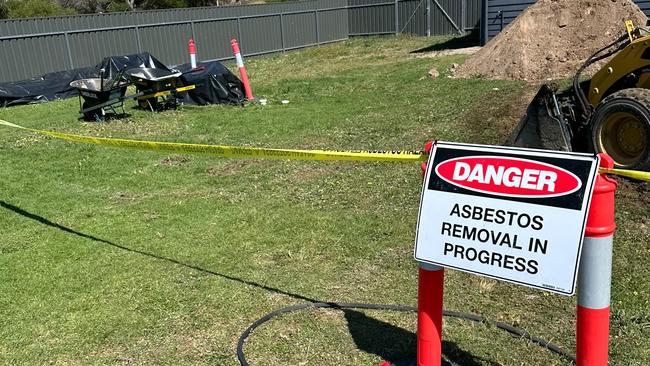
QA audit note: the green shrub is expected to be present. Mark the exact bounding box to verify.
[106,1,132,12]
[0,2,9,19]
[5,0,76,18]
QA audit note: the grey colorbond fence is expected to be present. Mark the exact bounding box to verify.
[482,0,650,45]
[348,0,480,36]
[0,0,480,83]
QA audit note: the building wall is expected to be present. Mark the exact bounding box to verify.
[482,0,650,44]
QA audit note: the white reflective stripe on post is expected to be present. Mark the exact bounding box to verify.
[420,262,443,271]
[235,53,244,68]
[578,236,613,309]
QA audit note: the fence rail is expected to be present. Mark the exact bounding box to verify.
[0,0,480,83]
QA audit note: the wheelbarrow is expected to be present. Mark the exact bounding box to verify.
[125,67,196,112]
[70,67,131,121]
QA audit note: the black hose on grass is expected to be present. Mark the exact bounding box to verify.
[236,302,576,366]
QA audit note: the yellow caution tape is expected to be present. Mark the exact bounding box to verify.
[0,119,425,162]
[599,168,650,181]
[3,119,650,181]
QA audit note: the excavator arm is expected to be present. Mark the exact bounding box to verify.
[588,32,650,106]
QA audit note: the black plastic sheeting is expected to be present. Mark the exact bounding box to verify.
[174,61,244,106]
[0,67,95,106]
[0,52,244,107]
[100,52,169,84]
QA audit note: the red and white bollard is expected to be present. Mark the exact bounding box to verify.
[417,140,444,366]
[230,38,254,101]
[418,262,444,366]
[188,38,197,69]
[576,153,617,366]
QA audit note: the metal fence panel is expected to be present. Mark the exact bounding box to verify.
[348,0,396,36]
[430,0,462,35]
[68,29,139,69]
[0,36,71,79]
[194,19,239,61]
[399,0,427,36]
[318,8,349,42]
[64,13,131,30]
[464,0,481,31]
[347,0,471,38]
[240,16,283,55]
[284,12,319,49]
[139,23,193,66]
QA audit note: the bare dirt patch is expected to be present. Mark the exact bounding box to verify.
[454,0,647,81]
[413,46,481,59]
[459,85,540,144]
[159,155,190,166]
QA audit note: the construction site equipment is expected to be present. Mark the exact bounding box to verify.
[126,67,188,111]
[508,21,650,170]
[70,67,130,121]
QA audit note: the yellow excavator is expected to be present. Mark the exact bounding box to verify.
[508,20,650,170]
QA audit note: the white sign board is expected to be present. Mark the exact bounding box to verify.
[414,142,599,295]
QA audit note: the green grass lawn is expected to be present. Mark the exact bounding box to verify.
[1,35,648,366]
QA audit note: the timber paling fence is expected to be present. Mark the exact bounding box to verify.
[0,0,480,83]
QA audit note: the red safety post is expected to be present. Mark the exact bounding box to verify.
[576,153,617,366]
[230,39,254,101]
[188,38,197,69]
[421,140,433,175]
[418,263,444,366]
[417,139,444,366]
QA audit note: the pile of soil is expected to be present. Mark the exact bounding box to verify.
[454,0,647,81]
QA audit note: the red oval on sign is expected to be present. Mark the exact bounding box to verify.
[434,156,582,198]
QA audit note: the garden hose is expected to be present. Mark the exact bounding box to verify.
[236,301,576,366]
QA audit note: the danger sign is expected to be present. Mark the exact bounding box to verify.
[414,142,599,295]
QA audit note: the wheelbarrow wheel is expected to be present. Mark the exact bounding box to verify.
[82,102,104,122]
[138,98,160,112]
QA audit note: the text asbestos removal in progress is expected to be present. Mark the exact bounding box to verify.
[415,142,599,295]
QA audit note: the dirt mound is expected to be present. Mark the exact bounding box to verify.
[454,0,647,81]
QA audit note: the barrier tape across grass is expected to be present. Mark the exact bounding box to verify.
[2,119,650,181]
[0,119,424,162]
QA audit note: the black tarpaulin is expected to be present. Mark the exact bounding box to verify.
[96,53,170,83]
[0,67,95,106]
[173,61,244,106]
